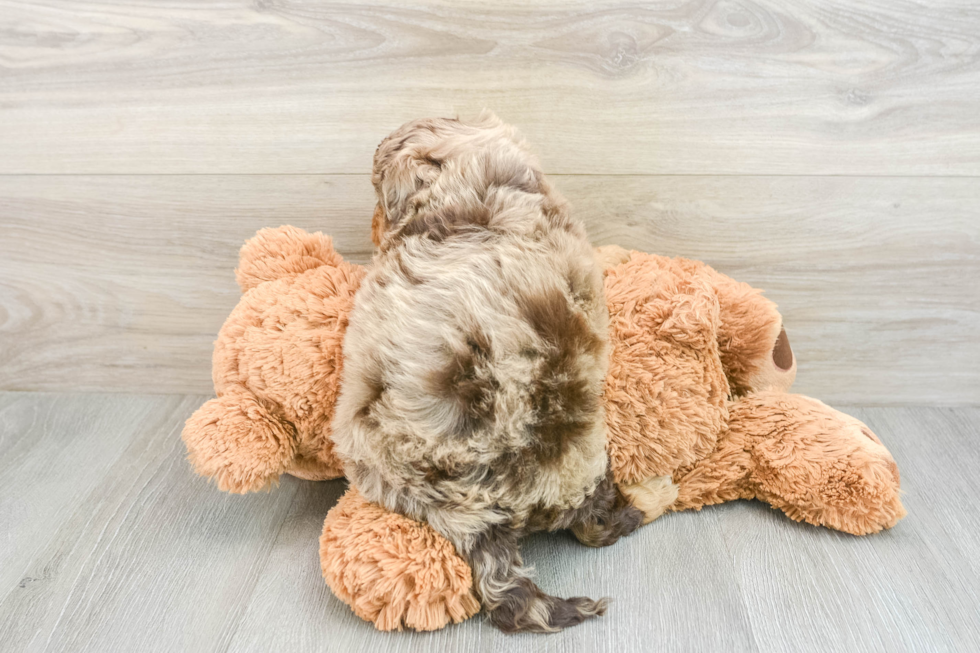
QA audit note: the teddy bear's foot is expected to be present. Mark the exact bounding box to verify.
[597,250,798,397]
[320,488,480,631]
[181,388,297,493]
[733,393,906,535]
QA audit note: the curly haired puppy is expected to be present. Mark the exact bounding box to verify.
[332,113,643,632]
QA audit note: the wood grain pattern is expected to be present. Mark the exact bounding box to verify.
[1,1,978,174]
[0,392,301,653]
[1,1,976,650]
[719,406,980,652]
[1,392,978,651]
[1,174,976,404]
[228,490,759,653]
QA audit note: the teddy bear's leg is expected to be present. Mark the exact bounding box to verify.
[674,392,906,535]
[670,431,757,513]
[181,386,298,494]
[595,248,795,396]
[743,394,905,535]
[320,487,480,631]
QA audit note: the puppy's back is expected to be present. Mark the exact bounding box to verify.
[332,114,616,631]
[336,224,608,519]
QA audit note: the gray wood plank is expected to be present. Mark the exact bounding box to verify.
[0,393,185,595]
[0,174,377,397]
[1,174,976,404]
[0,392,299,653]
[1,1,978,175]
[225,482,757,653]
[1,395,978,652]
[713,406,980,653]
[855,407,980,587]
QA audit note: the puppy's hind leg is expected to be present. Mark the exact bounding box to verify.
[463,526,607,633]
[570,471,645,548]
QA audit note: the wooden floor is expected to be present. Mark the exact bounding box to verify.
[2,1,979,651]
[0,392,978,652]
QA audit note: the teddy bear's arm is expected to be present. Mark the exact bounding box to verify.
[182,387,299,493]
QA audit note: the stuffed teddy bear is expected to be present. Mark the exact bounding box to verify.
[182,225,905,632]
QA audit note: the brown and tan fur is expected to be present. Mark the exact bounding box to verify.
[330,114,642,632]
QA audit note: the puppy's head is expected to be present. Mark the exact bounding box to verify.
[370,112,553,246]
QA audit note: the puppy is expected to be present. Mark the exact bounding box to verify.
[332,113,642,632]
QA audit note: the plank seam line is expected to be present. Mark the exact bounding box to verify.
[1,173,980,179]
[218,481,301,653]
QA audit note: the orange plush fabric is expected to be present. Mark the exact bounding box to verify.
[603,251,729,484]
[672,393,905,535]
[320,489,481,631]
[183,226,364,493]
[183,227,905,632]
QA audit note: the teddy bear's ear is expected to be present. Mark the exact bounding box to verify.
[235,225,343,293]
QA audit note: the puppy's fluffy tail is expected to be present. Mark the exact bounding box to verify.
[462,526,607,633]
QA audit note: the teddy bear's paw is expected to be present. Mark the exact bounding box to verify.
[619,475,680,525]
[691,262,798,396]
[761,422,906,536]
[320,488,480,631]
[181,390,297,494]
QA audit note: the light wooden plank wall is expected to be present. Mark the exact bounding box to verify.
[1,175,976,403]
[0,1,978,404]
[2,0,979,175]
